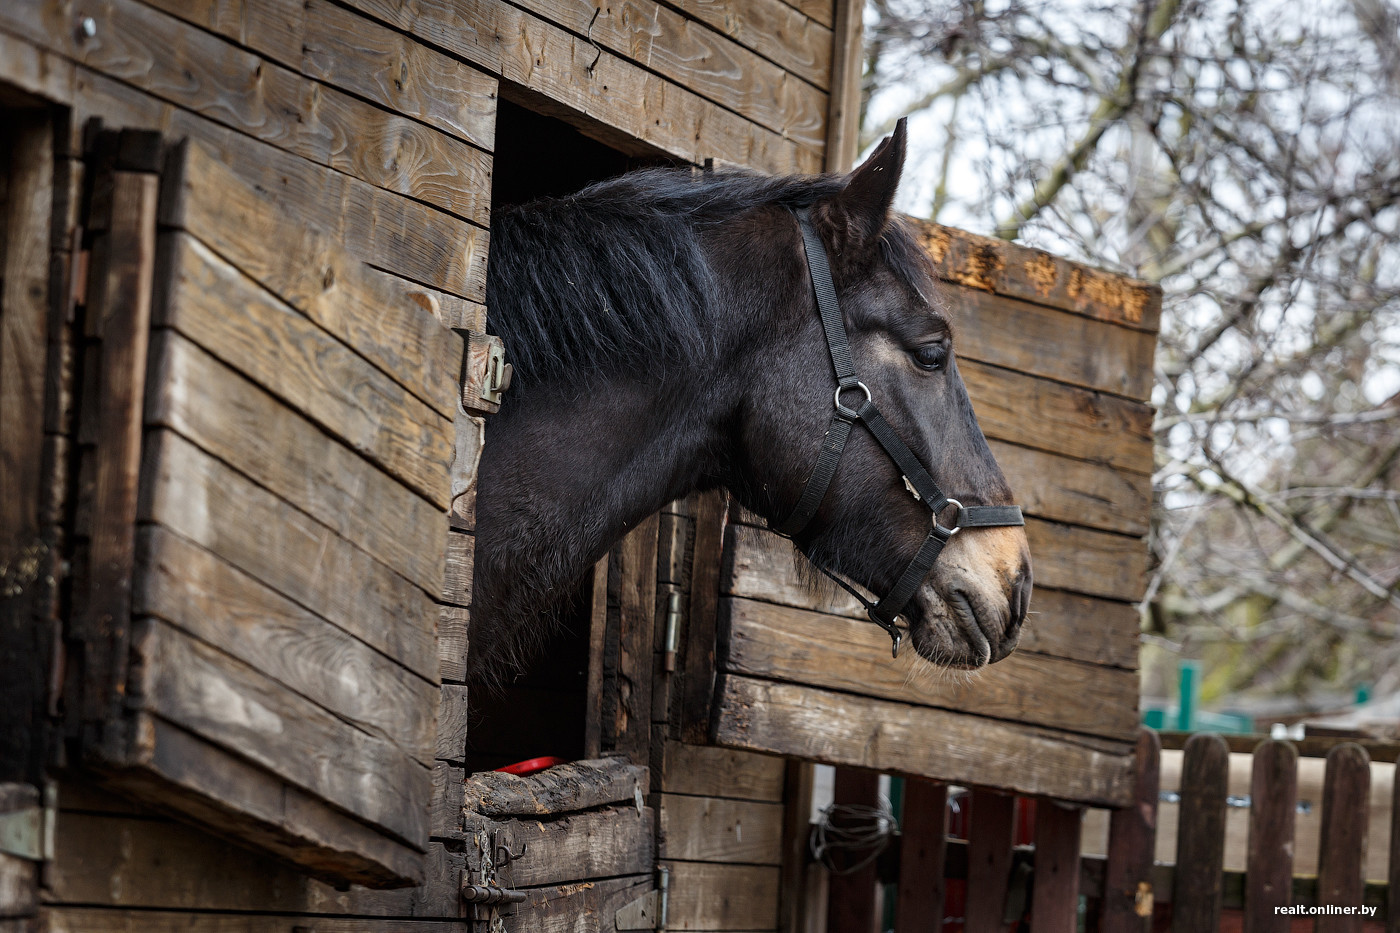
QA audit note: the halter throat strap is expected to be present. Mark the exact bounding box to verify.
[774,207,1025,656]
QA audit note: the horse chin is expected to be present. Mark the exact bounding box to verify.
[906,587,1000,670]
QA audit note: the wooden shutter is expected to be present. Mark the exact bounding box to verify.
[65,133,461,887]
[681,222,1162,809]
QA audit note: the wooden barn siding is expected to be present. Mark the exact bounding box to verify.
[0,0,846,927]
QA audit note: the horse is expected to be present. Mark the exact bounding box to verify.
[469,119,1032,686]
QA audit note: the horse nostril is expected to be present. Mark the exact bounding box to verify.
[1008,565,1032,636]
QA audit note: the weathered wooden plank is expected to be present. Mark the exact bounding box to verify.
[129,619,431,849]
[1101,729,1160,933]
[0,26,78,104]
[100,715,426,887]
[509,0,827,152]
[1244,739,1297,933]
[964,789,1015,933]
[338,0,818,173]
[140,430,441,682]
[953,286,1157,400]
[661,741,786,802]
[464,758,647,817]
[439,605,469,683]
[894,779,948,933]
[47,909,467,933]
[605,513,659,763]
[989,439,1151,537]
[1389,756,1400,933]
[431,761,465,839]
[824,0,862,172]
[135,525,437,766]
[721,597,1139,740]
[826,767,880,933]
[667,0,831,88]
[961,359,1154,475]
[679,490,729,744]
[585,557,609,759]
[1316,744,1370,933]
[662,860,781,930]
[146,331,447,596]
[714,676,1135,806]
[305,0,497,151]
[1,0,492,226]
[140,0,307,65]
[47,807,462,914]
[464,806,653,887]
[506,874,653,933]
[73,169,159,722]
[659,793,784,864]
[915,220,1163,333]
[780,0,834,28]
[1019,588,1139,669]
[162,140,465,420]
[436,683,469,763]
[1032,802,1083,933]
[156,232,454,507]
[722,524,1144,648]
[1171,733,1229,933]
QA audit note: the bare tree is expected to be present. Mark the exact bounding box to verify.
[864,0,1400,707]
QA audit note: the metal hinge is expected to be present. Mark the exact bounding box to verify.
[615,866,668,930]
[0,782,55,862]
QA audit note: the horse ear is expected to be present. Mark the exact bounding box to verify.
[826,117,907,248]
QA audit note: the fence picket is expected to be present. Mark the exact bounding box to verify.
[965,788,1016,933]
[826,766,881,933]
[1033,800,1083,933]
[894,778,948,933]
[1101,728,1161,933]
[1316,744,1370,933]
[1172,733,1230,933]
[1245,739,1298,933]
[1389,758,1400,933]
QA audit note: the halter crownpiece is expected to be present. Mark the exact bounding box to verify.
[774,207,1025,658]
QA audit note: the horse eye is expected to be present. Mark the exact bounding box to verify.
[912,343,948,371]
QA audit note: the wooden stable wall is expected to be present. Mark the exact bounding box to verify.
[0,0,860,929]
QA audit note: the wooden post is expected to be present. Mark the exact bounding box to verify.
[1101,729,1161,933]
[1171,733,1229,933]
[780,760,818,933]
[965,788,1016,933]
[1245,739,1298,933]
[1315,744,1370,933]
[1032,800,1083,933]
[603,512,660,764]
[824,0,864,172]
[826,767,881,933]
[894,778,948,933]
[677,490,727,743]
[1388,760,1400,933]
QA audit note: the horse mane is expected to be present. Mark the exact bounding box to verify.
[485,167,937,387]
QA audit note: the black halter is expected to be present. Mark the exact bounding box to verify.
[774,208,1025,657]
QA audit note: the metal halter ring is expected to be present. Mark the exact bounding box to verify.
[932,498,964,539]
[834,381,872,419]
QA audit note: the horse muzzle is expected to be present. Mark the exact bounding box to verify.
[908,528,1032,669]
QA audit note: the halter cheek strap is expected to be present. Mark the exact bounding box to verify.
[773,207,1025,657]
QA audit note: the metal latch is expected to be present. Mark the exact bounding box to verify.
[464,332,512,412]
[662,589,683,672]
[0,783,55,862]
[615,867,668,930]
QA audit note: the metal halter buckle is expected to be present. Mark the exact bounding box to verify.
[833,381,871,419]
[933,498,963,539]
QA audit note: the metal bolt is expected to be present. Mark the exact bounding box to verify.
[77,17,97,39]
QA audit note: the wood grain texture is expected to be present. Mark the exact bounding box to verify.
[1171,733,1229,933]
[509,0,827,152]
[338,0,819,173]
[989,439,1151,537]
[1,0,492,225]
[65,67,486,297]
[605,512,660,763]
[464,806,653,887]
[135,525,437,767]
[660,741,786,802]
[140,0,307,65]
[442,531,474,607]
[662,860,781,930]
[438,605,469,683]
[915,219,1163,333]
[659,793,784,864]
[721,597,1139,740]
[464,758,647,817]
[964,789,1015,933]
[679,490,729,743]
[140,429,440,682]
[1031,802,1082,933]
[162,140,466,420]
[1316,744,1370,933]
[47,910,467,933]
[826,767,879,933]
[952,285,1157,400]
[1245,739,1297,933]
[823,0,862,172]
[665,0,832,88]
[962,358,1154,475]
[146,331,447,596]
[156,233,454,507]
[779,0,834,28]
[507,874,653,933]
[1101,729,1160,933]
[435,684,468,763]
[713,676,1136,806]
[722,524,1144,653]
[101,715,427,887]
[128,619,431,849]
[894,779,948,933]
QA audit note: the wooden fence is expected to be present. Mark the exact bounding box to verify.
[810,729,1393,933]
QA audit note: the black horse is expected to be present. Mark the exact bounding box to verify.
[470,120,1031,684]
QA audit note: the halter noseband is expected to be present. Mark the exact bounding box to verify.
[773,208,1025,658]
